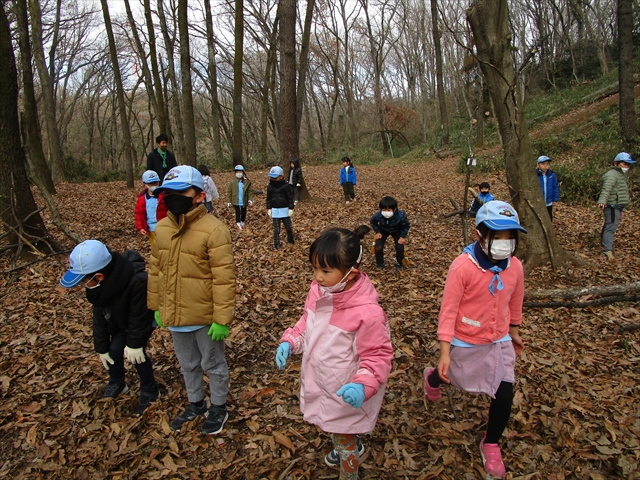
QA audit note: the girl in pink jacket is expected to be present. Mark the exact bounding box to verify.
[276,225,393,479]
[424,201,526,479]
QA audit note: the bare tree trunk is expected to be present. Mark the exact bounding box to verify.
[232,0,244,166]
[296,0,315,136]
[28,0,65,182]
[143,0,167,135]
[467,0,573,272]
[177,0,197,166]
[100,0,134,187]
[618,0,637,148]
[279,0,299,162]
[430,0,449,145]
[14,0,55,194]
[203,0,222,161]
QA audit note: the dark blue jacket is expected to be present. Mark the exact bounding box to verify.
[537,169,560,204]
[469,192,495,215]
[339,166,357,185]
[370,210,410,237]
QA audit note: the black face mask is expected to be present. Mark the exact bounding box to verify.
[165,194,194,217]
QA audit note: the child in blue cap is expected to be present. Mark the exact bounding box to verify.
[266,165,295,250]
[135,170,168,245]
[536,156,559,221]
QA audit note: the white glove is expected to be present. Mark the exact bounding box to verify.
[227,203,232,207]
[296,183,300,187]
[288,209,295,217]
[124,346,146,364]
[267,209,272,218]
[248,200,253,206]
[98,352,114,370]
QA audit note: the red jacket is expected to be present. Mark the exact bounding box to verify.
[135,190,168,232]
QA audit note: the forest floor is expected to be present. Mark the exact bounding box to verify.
[1,150,639,480]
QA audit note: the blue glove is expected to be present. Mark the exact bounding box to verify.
[337,383,365,408]
[275,342,291,370]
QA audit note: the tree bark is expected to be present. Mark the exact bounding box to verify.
[203,0,223,161]
[100,0,134,187]
[430,0,449,145]
[143,0,167,135]
[279,0,299,162]
[232,0,244,166]
[177,0,197,166]
[296,0,315,137]
[27,0,65,182]
[617,0,637,148]
[467,0,573,272]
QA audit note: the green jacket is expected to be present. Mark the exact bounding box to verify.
[226,178,253,205]
[597,167,630,206]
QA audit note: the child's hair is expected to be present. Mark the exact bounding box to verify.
[198,165,210,176]
[476,223,519,252]
[309,225,371,272]
[341,156,352,165]
[479,182,490,190]
[379,196,397,210]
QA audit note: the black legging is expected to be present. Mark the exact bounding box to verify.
[428,369,513,444]
[234,206,246,223]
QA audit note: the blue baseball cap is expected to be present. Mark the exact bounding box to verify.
[155,166,204,192]
[537,155,551,163]
[614,152,635,164]
[268,166,284,178]
[60,240,112,288]
[476,201,527,233]
[234,165,245,171]
[141,170,160,183]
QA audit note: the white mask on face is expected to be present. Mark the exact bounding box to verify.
[235,172,244,178]
[381,210,394,219]
[148,186,157,193]
[319,267,353,296]
[483,239,515,260]
[621,167,630,174]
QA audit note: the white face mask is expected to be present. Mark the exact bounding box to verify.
[148,186,157,193]
[621,167,630,174]
[319,267,353,296]
[381,210,394,219]
[83,274,102,289]
[482,239,515,260]
[235,172,244,178]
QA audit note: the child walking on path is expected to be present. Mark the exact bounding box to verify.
[266,166,295,250]
[227,165,253,229]
[339,156,357,204]
[468,182,494,217]
[369,196,411,270]
[275,226,393,479]
[536,156,560,221]
[60,240,159,414]
[135,170,168,245]
[288,158,303,205]
[149,166,236,435]
[198,165,219,213]
[423,201,526,479]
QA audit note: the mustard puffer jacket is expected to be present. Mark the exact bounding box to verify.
[148,204,236,327]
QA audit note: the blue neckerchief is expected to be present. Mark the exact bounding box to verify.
[462,242,509,296]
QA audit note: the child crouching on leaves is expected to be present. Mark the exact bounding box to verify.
[424,201,526,479]
[276,226,393,479]
[135,170,168,245]
[369,196,411,270]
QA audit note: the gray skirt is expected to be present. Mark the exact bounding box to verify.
[448,341,516,399]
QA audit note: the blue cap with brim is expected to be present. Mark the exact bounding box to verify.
[268,166,284,178]
[614,152,635,164]
[60,240,112,288]
[155,165,205,193]
[537,155,551,163]
[476,201,528,233]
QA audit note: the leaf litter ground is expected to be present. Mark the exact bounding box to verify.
[1,159,639,480]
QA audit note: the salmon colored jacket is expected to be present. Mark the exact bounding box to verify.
[280,273,393,434]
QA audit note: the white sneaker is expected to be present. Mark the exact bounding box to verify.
[240,222,245,227]
[236,223,243,230]
[345,201,350,205]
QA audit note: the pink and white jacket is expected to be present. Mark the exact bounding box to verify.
[280,272,393,434]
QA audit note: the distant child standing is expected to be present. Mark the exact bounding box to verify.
[369,196,411,270]
[226,165,253,229]
[198,165,219,213]
[536,156,560,220]
[266,166,295,250]
[288,158,303,205]
[424,201,526,479]
[149,166,236,435]
[135,170,168,245]
[276,226,393,479]
[468,182,495,217]
[339,156,357,204]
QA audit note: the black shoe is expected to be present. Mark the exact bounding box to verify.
[170,402,208,431]
[201,405,229,435]
[395,263,404,271]
[135,387,160,415]
[103,383,129,398]
[376,264,386,270]
[275,244,282,250]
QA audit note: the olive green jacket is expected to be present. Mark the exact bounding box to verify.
[597,167,630,206]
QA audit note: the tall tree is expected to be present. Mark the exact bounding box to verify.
[295,0,315,136]
[232,0,244,165]
[13,0,55,194]
[430,0,449,145]
[203,0,223,160]
[99,0,134,187]
[143,0,167,135]
[178,0,197,166]
[467,0,573,271]
[27,0,65,182]
[0,0,52,255]
[279,0,299,162]
[617,0,636,148]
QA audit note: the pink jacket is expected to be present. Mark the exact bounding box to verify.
[438,253,524,344]
[280,273,393,434]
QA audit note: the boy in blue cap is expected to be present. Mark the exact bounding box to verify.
[135,170,168,245]
[536,156,560,221]
[266,165,295,250]
[149,166,236,435]
[60,240,159,414]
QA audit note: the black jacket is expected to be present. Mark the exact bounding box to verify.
[370,210,411,237]
[146,149,177,182]
[90,251,154,353]
[288,160,302,186]
[266,179,294,209]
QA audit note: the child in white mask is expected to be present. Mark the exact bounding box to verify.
[369,196,411,270]
[423,200,527,479]
[226,165,253,229]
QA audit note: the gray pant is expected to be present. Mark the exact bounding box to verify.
[601,206,622,253]
[171,327,229,405]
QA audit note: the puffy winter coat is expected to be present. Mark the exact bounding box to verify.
[226,177,253,206]
[148,205,236,327]
[536,169,560,204]
[146,149,177,183]
[288,163,302,186]
[369,210,411,237]
[280,273,393,434]
[597,167,630,206]
[339,166,357,185]
[266,180,294,209]
[135,190,168,232]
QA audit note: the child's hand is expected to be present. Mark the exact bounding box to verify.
[208,323,229,341]
[337,383,365,408]
[374,233,382,240]
[398,237,406,245]
[275,342,291,369]
[227,203,232,207]
[267,209,272,218]
[139,229,147,236]
[248,200,253,206]
[437,356,451,384]
[154,311,164,328]
[511,333,525,355]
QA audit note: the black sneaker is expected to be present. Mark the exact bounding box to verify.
[103,383,129,398]
[201,405,229,435]
[170,402,208,431]
[395,263,404,271]
[324,435,365,467]
[135,387,161,415]
[376,264,386,270]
